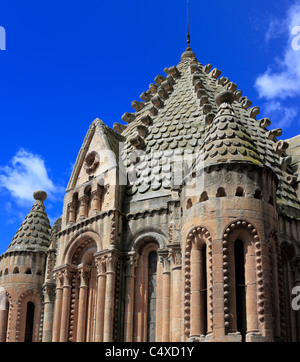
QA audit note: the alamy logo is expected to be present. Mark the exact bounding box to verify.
[0,26,6,50]
[0,286,6,310]
[292,26,300,51]
[292,286,300,311]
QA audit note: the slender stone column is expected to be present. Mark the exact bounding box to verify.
[67,203,76,224]
[190,245,201,338]
[156,257,163,342]
[133,253,144,342]
[124,253,138,342]
[78,195,88,220]
[91,187,103,214]
[76,267,90,342]
[103,253,117,342]
[158,249,170,342]
[60,269,73,342]
[0,290,8,342]
[245,248,259,337]
[95,256,106,342]
[169,244,182,342]
[52,272,63,342]
[42,283,55,342]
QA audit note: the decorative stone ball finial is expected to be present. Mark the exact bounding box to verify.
[181,46,196,60]
[33,190,47,202]
[215,90,235,107]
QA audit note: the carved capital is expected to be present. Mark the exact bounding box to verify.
[78,267,90,287]
[79,195,89,205]
[43,283,55,303]
[106,254,118,274]
[95,256,107,276]
[124,252,139,277]
[62,268,73,287]
[158,248,171,273]
[54,271,64,288]
[168,244,182,269]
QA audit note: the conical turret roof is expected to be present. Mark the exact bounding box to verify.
[198,90,263,167]
[6,190,51,253]
[112,47,300,218]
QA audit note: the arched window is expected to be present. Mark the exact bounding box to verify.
[235,187,244,197]
[224,222,263,341]
[200,191,208,202]
[216,187,226,198]
[84,185,92,218]
[147,251,157,342]
[24,302,35,342]
[70,240,97,342]
[133,242,159,342]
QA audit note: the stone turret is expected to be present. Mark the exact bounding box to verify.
[0,191,51,342]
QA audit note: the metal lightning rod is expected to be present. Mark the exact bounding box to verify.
[187,0,191,45]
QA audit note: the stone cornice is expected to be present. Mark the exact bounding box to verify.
[57,209,125,237]
[126,200,180,221]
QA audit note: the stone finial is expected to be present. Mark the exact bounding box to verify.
[210,68,222,79]
[113,123,127,133]
[140,91,152,102]
[240,96,252,109]
[181,46,196,60]
[249,106,260,119]
[137,124,148,138]
[149,83,158,94]
[215,90,235,106]
[203,63,212,74]
[259,118,271,128]
[140,114,153,126]
[190,64,200,74]
[131,101,145,112]
[33,190,47,202]
[122,112,136,123]
[273,140,289,156]
[154,74,166,86]
[129,134,145,150]
[280,156,292,171]
[266,128,282,140]
[151,94,164,108]
[194,80,203,91]
[164,66,180,78]
[226,82,237,92]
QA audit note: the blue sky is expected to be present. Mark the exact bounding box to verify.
[0,0,300,254]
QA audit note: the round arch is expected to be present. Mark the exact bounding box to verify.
[129,228,168,252]
[222,219,264,340]
[62,229,102,265]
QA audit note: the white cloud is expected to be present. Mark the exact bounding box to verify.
[0,148,64,205]
[262,100,298,129]
[255,2,300,100]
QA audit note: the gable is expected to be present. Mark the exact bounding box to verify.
[67,118,125,191]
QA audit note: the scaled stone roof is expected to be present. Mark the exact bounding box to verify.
[198,90,263,167]
[114,47,300,218]
[6,193,51,253]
